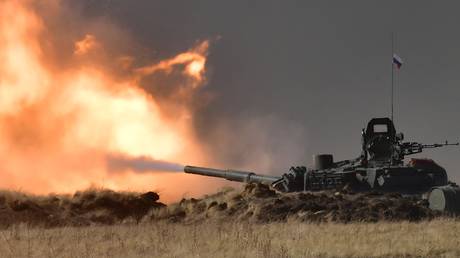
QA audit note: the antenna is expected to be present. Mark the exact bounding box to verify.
[391,32,394,121]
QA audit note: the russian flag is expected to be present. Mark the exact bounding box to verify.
[393,54,403,69]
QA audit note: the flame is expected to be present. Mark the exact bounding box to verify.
[0,0,216,202]
[136,40,208,87]
[73,34,98,56]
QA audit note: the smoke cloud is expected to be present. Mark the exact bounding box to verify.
[0,0,311,202]
[196,115,308,174]
[0,0,225,202]
[107,154,184,173]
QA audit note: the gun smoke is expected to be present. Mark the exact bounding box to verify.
[107,154,184,173]
[0,0,309,202]
[0,0,220,202]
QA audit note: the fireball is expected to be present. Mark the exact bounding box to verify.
[0,0,215,202]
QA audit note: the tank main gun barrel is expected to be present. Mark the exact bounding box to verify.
[184,165,281,183]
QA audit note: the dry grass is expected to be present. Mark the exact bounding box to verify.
[0,184,437,227]
[0,219,459,258]
[0,185,453,257]
[0,188,165,227]
[153,183,435,223]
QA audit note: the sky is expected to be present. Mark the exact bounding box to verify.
[77,1,460,181]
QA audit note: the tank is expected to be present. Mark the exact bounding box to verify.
[185,117,460,212]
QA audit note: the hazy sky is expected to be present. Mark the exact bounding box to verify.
[78,1,460,180]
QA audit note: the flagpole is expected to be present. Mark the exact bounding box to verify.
[391,32,394,122]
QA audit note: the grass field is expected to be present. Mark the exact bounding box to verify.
[0,219,459,258]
